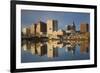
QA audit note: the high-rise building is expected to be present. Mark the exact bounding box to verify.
[22,27,27,36]
[47,19,58,35]
[22,27,31,37]
[80,23,89,32]
[36,21,47,35]
[30,24,36,36]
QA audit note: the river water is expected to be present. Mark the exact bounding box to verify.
[21,39,90,63]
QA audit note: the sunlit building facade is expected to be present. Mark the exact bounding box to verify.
[22,27,31,37]
[30,24,36,36]
[47,19,58,36]
[80,23,89,33]
[36,21,47,36]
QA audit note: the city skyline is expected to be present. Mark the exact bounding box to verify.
[21,10,90,30]
[21,10,90,63]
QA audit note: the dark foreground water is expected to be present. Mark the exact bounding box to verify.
[21,39,90,63]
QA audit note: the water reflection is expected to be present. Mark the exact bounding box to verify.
[21,39,90,62]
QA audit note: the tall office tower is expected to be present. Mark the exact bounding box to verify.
[22,27,30,36]
[30,24,35,36]
[80,23,89,32]
[22,27,27,36]
[36,21,47,35]
[47,19,58,35]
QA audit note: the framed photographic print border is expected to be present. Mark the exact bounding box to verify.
[10,1,97,72]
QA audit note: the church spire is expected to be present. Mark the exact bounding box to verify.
[73,21,75,26]
[72,21,76,31]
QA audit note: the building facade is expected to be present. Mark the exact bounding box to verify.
[22,27,31,37]
[80,23,89,33]
[30,24,36,36]
[36,21,47,36]
[47,19,58,36]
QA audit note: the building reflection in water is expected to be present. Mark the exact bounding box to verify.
[80,40,89,53]
[21,39,89,59]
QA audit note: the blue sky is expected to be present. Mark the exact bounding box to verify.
[21,10,90,31]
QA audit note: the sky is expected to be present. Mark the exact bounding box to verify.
[21,10,90,31]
